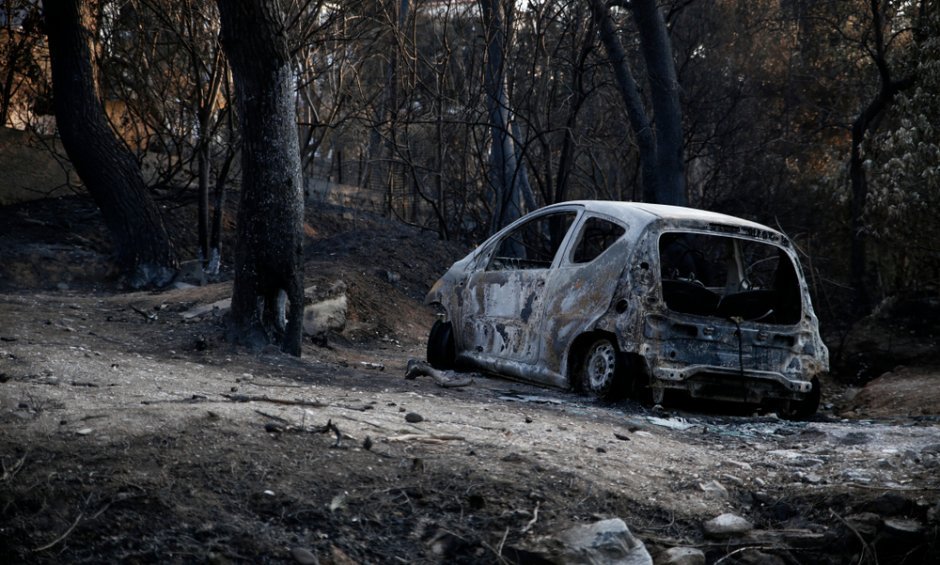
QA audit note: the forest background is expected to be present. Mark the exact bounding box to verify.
[2,0,938,351]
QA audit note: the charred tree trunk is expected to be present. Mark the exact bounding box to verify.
[589,0,686,206]
[480,0,534,233]
[848,0,915,316]
[43,0,177,288]
[589,0,657,203]
[631,0,686,207]
[218,0,305,356]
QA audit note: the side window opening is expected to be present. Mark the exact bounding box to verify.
[572,217,626,264]
[658,232,803,324]
[488,212,576,271]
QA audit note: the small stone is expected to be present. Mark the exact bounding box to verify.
[703,513,753,538]
[405,412,423,423]
[75,428,93,436]
[290,547,319,565]
[596,446,607,453]
[699,480,728,499]
[661,546,706,565]
[883,518,925,537]
[554,518,652,565]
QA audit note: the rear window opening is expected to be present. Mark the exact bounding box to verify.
[658,232,802,324]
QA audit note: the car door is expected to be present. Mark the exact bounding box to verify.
[461,211,577,365]
[537,215,629,374]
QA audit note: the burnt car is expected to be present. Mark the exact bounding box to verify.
[425,201,828,417]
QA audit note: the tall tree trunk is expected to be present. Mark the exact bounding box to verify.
[362,0,409,206]
[848,0,915,316]
[589,0,686,206]
[589,0,658,203]
[631,0,686,207]
[553,10,594,204]
[43,0,177,288]
[218,0,305,356]
[480,0,534,233]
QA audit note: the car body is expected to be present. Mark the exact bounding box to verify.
[425,201,829,416]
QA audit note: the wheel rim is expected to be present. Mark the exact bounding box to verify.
[585,341,616,392]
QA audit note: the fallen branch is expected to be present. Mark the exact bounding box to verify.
[1,452,27,482]
[830,509,875,565]
[255,409,291,424]
[313,419,344,448]
[521,501,540,534]
[404,359,473,388]
[141,395,208,405]
[385,433,465,444]
[130,305,157,321]
[222,393,327,408]
[843,482,940,492]
[714,546,778,565]
[33,512,83,552]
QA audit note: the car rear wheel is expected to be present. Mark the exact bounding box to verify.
[427,320,456,370]
[581,338,622,398]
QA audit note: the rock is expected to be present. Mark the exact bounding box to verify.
[698,480,728,499]
[303,294,348,336]
[75,428,93,436]
[181,297,231,320]
[405,412,423,423]
[703,513,753,538]
[731,550,786,565]
[290,547,319,564]
[174,259,206,285]
[861,492,915,515]
[882,518,925,537]
[658,546,705,565]
[328,545,357,565]
[551,518,652,565]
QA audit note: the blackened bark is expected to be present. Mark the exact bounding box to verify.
[631,0,686,207]
[553,11,594,204]
[589,0,686,206]
[480,0,534,232]
[217,0,305,356]
[589,0,658,203]
[43,0,177,288]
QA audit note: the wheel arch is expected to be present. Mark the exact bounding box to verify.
[565,330,651,396]
[565,330,619,391]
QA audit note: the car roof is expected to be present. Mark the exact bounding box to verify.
[546,200,781,235]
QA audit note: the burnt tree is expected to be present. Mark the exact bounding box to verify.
[217,0,305,356]
[43,0,178,288]
[848,0,915,315]
[589,0,686,206]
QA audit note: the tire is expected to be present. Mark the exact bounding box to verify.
[580,338,623,399]
[427,319,456,370]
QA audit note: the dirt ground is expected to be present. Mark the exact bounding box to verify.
[1,196,939,564]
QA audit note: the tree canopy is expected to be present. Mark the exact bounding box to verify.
[3,0,936,328]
